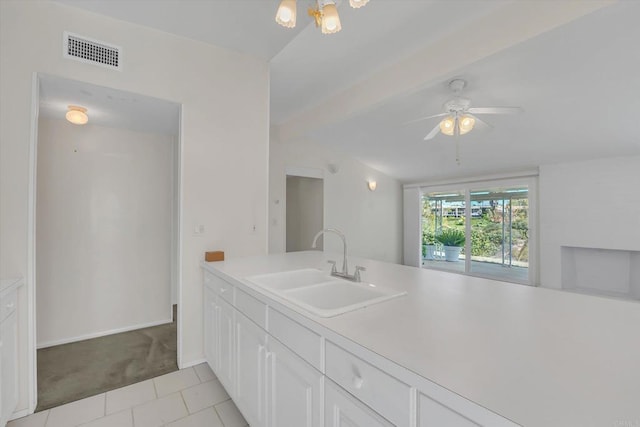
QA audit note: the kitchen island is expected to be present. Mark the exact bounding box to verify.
[202,251,640,427]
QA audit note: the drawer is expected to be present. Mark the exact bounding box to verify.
[204,271,234,304]
[325,378,393,427]
[418,391,479,427]
[325,341,412,427]
[417,389,518,427]
[0,288,18,322]
[236,288,267,330]
[268,308,323,371]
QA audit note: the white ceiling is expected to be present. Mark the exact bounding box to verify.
[308,1,640,182]
[48,0,640,183]
[39,74,180,135]
[269,0,505,124]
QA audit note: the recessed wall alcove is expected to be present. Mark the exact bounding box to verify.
[561,246,640,300]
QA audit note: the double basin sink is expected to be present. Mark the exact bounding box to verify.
[245,268,406,318]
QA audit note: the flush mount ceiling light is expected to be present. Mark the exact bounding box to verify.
[65,105,88,125]
[276,0,369,34]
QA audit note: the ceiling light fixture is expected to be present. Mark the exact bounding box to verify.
[275,0,296,28]
[275,0,369,34]
[320,2,341,34]
[367,180,377,191]
[65,105,88,125]
[349,0,370,9]
[439,113,475,136]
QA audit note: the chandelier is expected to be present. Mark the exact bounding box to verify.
[275,0,370,35]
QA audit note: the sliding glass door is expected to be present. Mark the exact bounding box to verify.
[421,178,535,285]
[422,190,466,273]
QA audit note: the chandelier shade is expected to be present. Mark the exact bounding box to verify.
[321,2,341,34]
[349,0,370,8]
[438,114,475,136]
[275,0,297,28]
[275,0,368,35]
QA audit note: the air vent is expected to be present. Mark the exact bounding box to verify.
[63,31,121,70]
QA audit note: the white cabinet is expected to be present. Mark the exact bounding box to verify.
[266,337,323,427]
[203,287,219,372]
[416,387,516,427]
[0,283,19,427]
[235,312,267,427]
[325,379,393,427]
[203,274,236,397]
[204,272,322,427]
[418,392,479,427]
[325,341,411,427]
[217,297,236,396]
[202,269,518,427]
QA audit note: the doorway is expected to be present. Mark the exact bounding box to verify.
[286,175,324,252]
[30,74,181,411]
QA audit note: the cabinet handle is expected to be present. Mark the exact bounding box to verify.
[352,375,364,389]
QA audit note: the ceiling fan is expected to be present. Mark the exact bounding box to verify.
[409,79,523,141]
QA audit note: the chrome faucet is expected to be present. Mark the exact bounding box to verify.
[311,228,365,282]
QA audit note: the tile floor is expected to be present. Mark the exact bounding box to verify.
[8,363,248,427]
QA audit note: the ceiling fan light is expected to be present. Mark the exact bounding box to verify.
[275,0,297,28]
[459,115,475,135]
[65,105,88,125]
[349,0,369,8]
[321,2,341,34]
[439,116,455,136]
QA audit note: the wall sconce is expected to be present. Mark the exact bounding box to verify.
[367,180,377,191]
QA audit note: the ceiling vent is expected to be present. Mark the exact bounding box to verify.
[63,31,121,70]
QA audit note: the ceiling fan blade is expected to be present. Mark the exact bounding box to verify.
[423,123,441,141]
[403,112,448,125]
[467,113,492,130]
[467,106,523,115]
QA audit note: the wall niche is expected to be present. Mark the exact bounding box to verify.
[561,246,640,300]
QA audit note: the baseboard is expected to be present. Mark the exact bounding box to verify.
[180,357,206,370]
[37,318,173,349]
[10,407,31,421]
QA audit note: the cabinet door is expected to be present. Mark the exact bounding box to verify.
[204,288,220,372]
[235,312,267,427]
[1,312,18,424]
[217,298,235,396]
[267,337,323,427]
[325,379,393,427]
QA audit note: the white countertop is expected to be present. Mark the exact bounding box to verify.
[0,277,22,293]
[203,251,640,427]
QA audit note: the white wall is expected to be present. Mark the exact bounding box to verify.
[0,1,268,414]
[286,176,324,252]
[539,155,640,290]
[403,188,422,267]
[270,137,403,264]
[36,119,173,347]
